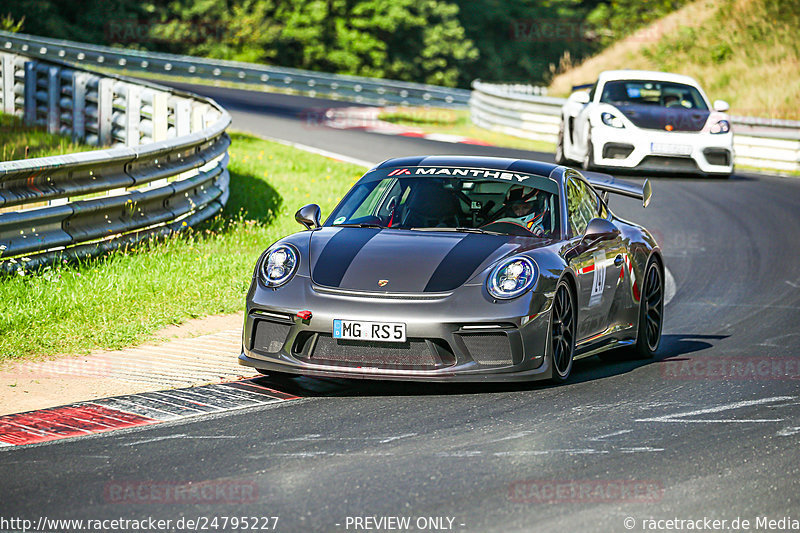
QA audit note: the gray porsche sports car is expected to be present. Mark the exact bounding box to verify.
[239,156,664,383]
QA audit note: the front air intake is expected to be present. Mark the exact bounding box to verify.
[459,333,513,366]
[252,320,292,354]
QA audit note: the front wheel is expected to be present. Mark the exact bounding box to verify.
[635,258,664,357]
[601,258,664,361]
[550,280,576,383]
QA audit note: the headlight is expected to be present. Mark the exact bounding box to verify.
[710,119,730,134]
[601,112,624,128]
[487,256,538,300]
[260,244,298,287]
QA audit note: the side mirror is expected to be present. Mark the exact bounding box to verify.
[573,91,591,104]
[296,204,321,230]
[582,218,620,245]
[713,99,729,112]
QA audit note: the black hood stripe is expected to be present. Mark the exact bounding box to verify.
[424,233,506,292]
[312,228,381,287]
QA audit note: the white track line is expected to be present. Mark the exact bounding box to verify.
[256,134,375,168]
[636,396,794,423]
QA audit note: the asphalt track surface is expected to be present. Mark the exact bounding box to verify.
[2,84,800,532]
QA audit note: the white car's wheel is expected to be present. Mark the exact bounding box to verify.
[555,123,568,165]
[582,136,595,171]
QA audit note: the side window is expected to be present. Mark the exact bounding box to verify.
[567,177,598,237]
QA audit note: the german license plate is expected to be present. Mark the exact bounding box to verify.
[651,142,692,156]
[333,319,406,342]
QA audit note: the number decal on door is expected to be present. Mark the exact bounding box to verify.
[589,250,606,307]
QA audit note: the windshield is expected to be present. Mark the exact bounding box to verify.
[600,80,708,110]
[325,167,560,238]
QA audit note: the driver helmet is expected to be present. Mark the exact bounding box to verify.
[663,93,681,107]
[505,186,545,230]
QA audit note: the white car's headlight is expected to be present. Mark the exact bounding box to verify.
[261,244,299,287]
[487,256,538,300]
[601,112,625,128]
[710,119,730,134]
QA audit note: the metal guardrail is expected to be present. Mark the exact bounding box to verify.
[0,30,470,108]
[0,50,231,272]
[471,81,800,172]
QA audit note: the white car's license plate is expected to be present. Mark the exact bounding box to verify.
[333,319,406,342]
[651,142,692,156]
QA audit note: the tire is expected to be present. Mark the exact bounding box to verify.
[550,279,577,383]
[600,257,664,361]
[582,135,595,171]
[555,123,568,165]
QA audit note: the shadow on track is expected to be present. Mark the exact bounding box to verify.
[248,333,729,398]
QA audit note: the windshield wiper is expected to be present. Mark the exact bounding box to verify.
[410,227,503,236]
[334,223,385,229]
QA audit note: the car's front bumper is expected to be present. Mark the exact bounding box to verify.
[591,126,734,175]
[239,276,554,382]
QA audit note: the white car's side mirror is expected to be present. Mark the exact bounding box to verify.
[713,99,730,112]
[572,91,591,104]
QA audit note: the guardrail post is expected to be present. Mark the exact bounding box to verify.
[98,78,113,145]
[191,102,206,132]
[23,60,36,124]
[125,84,141,146]
[172,97,191,137]
[152,91,168,142]
[72,72,88,142]
[1,53,13,114]
[47,66,60,134]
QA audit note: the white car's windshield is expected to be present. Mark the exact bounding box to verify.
[600,80,708,110]
[326,168,561,238]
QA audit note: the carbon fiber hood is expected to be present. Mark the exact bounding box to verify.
[308,227,532,293]
[614,104,709,132]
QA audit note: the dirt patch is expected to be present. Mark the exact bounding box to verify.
[151,312,244,342]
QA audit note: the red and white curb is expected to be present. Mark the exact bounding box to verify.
[316,106,491,146]
[0,379,299,447]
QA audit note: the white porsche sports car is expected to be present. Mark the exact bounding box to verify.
[556,70,733,177]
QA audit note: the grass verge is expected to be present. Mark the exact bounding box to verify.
[378,107,556,153]
[0,132,365,362]
[0,113,95,161]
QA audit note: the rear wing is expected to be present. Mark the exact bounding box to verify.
[587,174,652,208]
[571,83,594,92]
